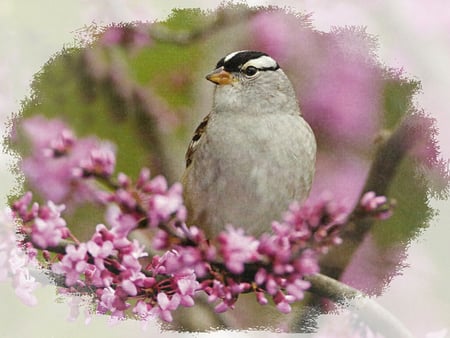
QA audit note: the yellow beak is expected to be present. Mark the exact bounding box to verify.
[205,67,234,85]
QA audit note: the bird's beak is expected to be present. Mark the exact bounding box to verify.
[205,67,234,85]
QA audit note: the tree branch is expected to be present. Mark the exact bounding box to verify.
[319,116,420,279]
[305,274,413,338]
[30,233,412,337]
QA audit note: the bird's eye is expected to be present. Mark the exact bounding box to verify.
[243,66,258,77]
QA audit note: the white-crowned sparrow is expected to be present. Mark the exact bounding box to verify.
[182,50,316,238]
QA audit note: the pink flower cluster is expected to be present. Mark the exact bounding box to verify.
[148,195,354,314]
[252,194,349,313]
[12,192,69,249]
[9,116,394,323]
[11,183,355,322]
[49,219,201,322]
[10,188,197,321]
[19,116,116,205]
[360,191,393,220]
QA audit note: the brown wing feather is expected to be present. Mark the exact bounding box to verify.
[185,113,210,168]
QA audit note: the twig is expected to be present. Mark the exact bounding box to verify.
[305,274,414,338]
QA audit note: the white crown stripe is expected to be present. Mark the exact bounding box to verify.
[224,50,247,63]
[243,55,277,70]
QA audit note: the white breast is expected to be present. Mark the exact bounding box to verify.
[184,112,316,237]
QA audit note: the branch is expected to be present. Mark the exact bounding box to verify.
[320,116,419,279]
[305,274,414,338]
[34,241,413,338]
[32,234,412,338]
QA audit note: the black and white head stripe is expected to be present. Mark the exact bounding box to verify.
[215,51,280,72]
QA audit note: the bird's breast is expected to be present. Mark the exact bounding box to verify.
[185,112,316,237]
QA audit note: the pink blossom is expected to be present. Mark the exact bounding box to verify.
[144,174,168,194]
[75,145,116,178]
[248,194,351,307]
[361,191,387,210]
[214,301,229,314]
[120,279,137,296]
[152,293,181,322]
[108,170,188,230]
[87,239,114,270]
[11,191,36,222]
[256,291,268,305]
[110,189,137,211]
[147,181,185,227]
[359,191,393,220]
[31,201,68,249]
[121,251,143,273]
[20,116,115,204]
[218,225,260,274]
[203,279,250,313]
[44,128,75,157]
[274,291,293,314]
[20,116,70,152]
[133,300,153,320]
[285,278,311,300]
[87,237,114,258]
[52,244,88,286]
[282,194,349,253]
[12,192,70,249]
[96,286,129,319]
[105,205,139,237]
[11,176,386,321]
[84,264,113,288]
[152,229,170,250]
[136,167,151,188]
[293,249,319,275]
[162,246,208,277]
[176,274,199,307]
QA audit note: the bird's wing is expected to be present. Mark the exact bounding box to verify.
[185,113,210,168]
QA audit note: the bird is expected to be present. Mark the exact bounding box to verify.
[182,50,316,238]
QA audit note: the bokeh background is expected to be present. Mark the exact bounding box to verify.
[1,0,449,337]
